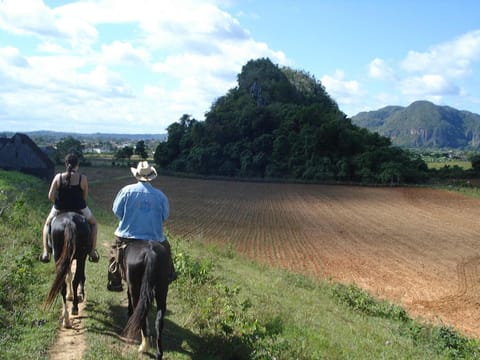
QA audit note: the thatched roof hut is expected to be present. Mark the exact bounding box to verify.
[0,133,55,181]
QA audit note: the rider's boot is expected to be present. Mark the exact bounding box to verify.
[39,224,51,263]
[162,239,177,283]
[88,223,100,263]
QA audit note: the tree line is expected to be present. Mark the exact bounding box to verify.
[52,136,149,164]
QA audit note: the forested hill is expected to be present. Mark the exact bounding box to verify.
[351,100,480,149]
[154,58,428,184]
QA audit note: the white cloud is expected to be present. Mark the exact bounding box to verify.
[100,41,150,65]
[37,41,70,54]
[400,74,459,96]
[355,30,480,113]
[321,70,362,103]
[368,58,394,80]
[0,0,290,133]
[0,0,59,36]
[401,29,480,78]
[0,46,29,68]
[319,70,366,117]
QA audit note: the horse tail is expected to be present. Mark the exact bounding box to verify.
[44,220,76,308]
[123,250,157,339]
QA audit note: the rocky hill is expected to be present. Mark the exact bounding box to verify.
[351,101,480,148]
[154,58,428,184]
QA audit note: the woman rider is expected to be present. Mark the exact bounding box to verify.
[40,153,99,263]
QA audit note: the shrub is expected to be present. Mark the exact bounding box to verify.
[331,283,409,321]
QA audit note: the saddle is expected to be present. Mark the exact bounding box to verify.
[48,211,91,252]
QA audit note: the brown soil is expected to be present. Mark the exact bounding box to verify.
[86,169,480,339]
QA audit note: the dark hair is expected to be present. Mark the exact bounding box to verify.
[64,153,79,186]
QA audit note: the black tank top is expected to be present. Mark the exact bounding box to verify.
[54,173,87,211]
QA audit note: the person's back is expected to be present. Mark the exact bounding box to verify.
[54,172,86,211]
[113,181,169,241]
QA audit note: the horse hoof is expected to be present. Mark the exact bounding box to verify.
[63,320,72,329]
[138,344,148,353]
[72,307,78,316]
[39,253,50,263]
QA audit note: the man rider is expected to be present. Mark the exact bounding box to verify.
[107,161,175,291]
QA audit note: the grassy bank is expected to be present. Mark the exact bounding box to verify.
[0,171,59,359]
[1,169,480,359]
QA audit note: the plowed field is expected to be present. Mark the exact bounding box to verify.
[87,168,480,338]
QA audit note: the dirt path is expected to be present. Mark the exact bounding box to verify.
[48,262,86,360]
[85,169,480,339]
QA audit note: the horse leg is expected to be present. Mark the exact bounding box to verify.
[138,329,149,353]
[71,259,86,315]
[79,281,85,303]
[154,287,167,360]
[153,309,164,360]
[127,289,133,317]
[77,261,86,302]
[61,283,72,328]
[138,313,150,354]
[66,268,73,301]
[126,273,144,348]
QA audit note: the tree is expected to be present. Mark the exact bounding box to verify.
[55,136,84,164]
[470,154,480,174]
[378,161,402,185]
[115,146,134,165]
[154,142,169,167]
[135,140,148,159]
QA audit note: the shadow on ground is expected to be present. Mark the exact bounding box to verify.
[85,299,253,359]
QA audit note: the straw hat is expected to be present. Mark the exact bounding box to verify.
[130,161,157,181]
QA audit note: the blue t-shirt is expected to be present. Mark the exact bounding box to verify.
[112,181,169,241]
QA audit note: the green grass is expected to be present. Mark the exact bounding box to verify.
[2,169,480,359]
[426,160,472,170]
[0,170,59,359]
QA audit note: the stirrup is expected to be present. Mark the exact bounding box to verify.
[108,260,119,273]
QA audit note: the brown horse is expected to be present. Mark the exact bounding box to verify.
[44,212,91,328]
[121,240,170,360]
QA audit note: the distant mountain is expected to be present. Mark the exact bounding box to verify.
[351,101,480,148]
[0,130,167,143]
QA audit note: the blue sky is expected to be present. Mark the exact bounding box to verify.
[1,0,480,134]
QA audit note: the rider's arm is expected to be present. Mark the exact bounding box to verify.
[112,190,126,219]
[81,175,89,202]
[162,196,169,221]
[48,174,60,202]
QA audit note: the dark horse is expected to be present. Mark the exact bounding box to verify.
[121,240,170,360]
[44,212,91,328]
